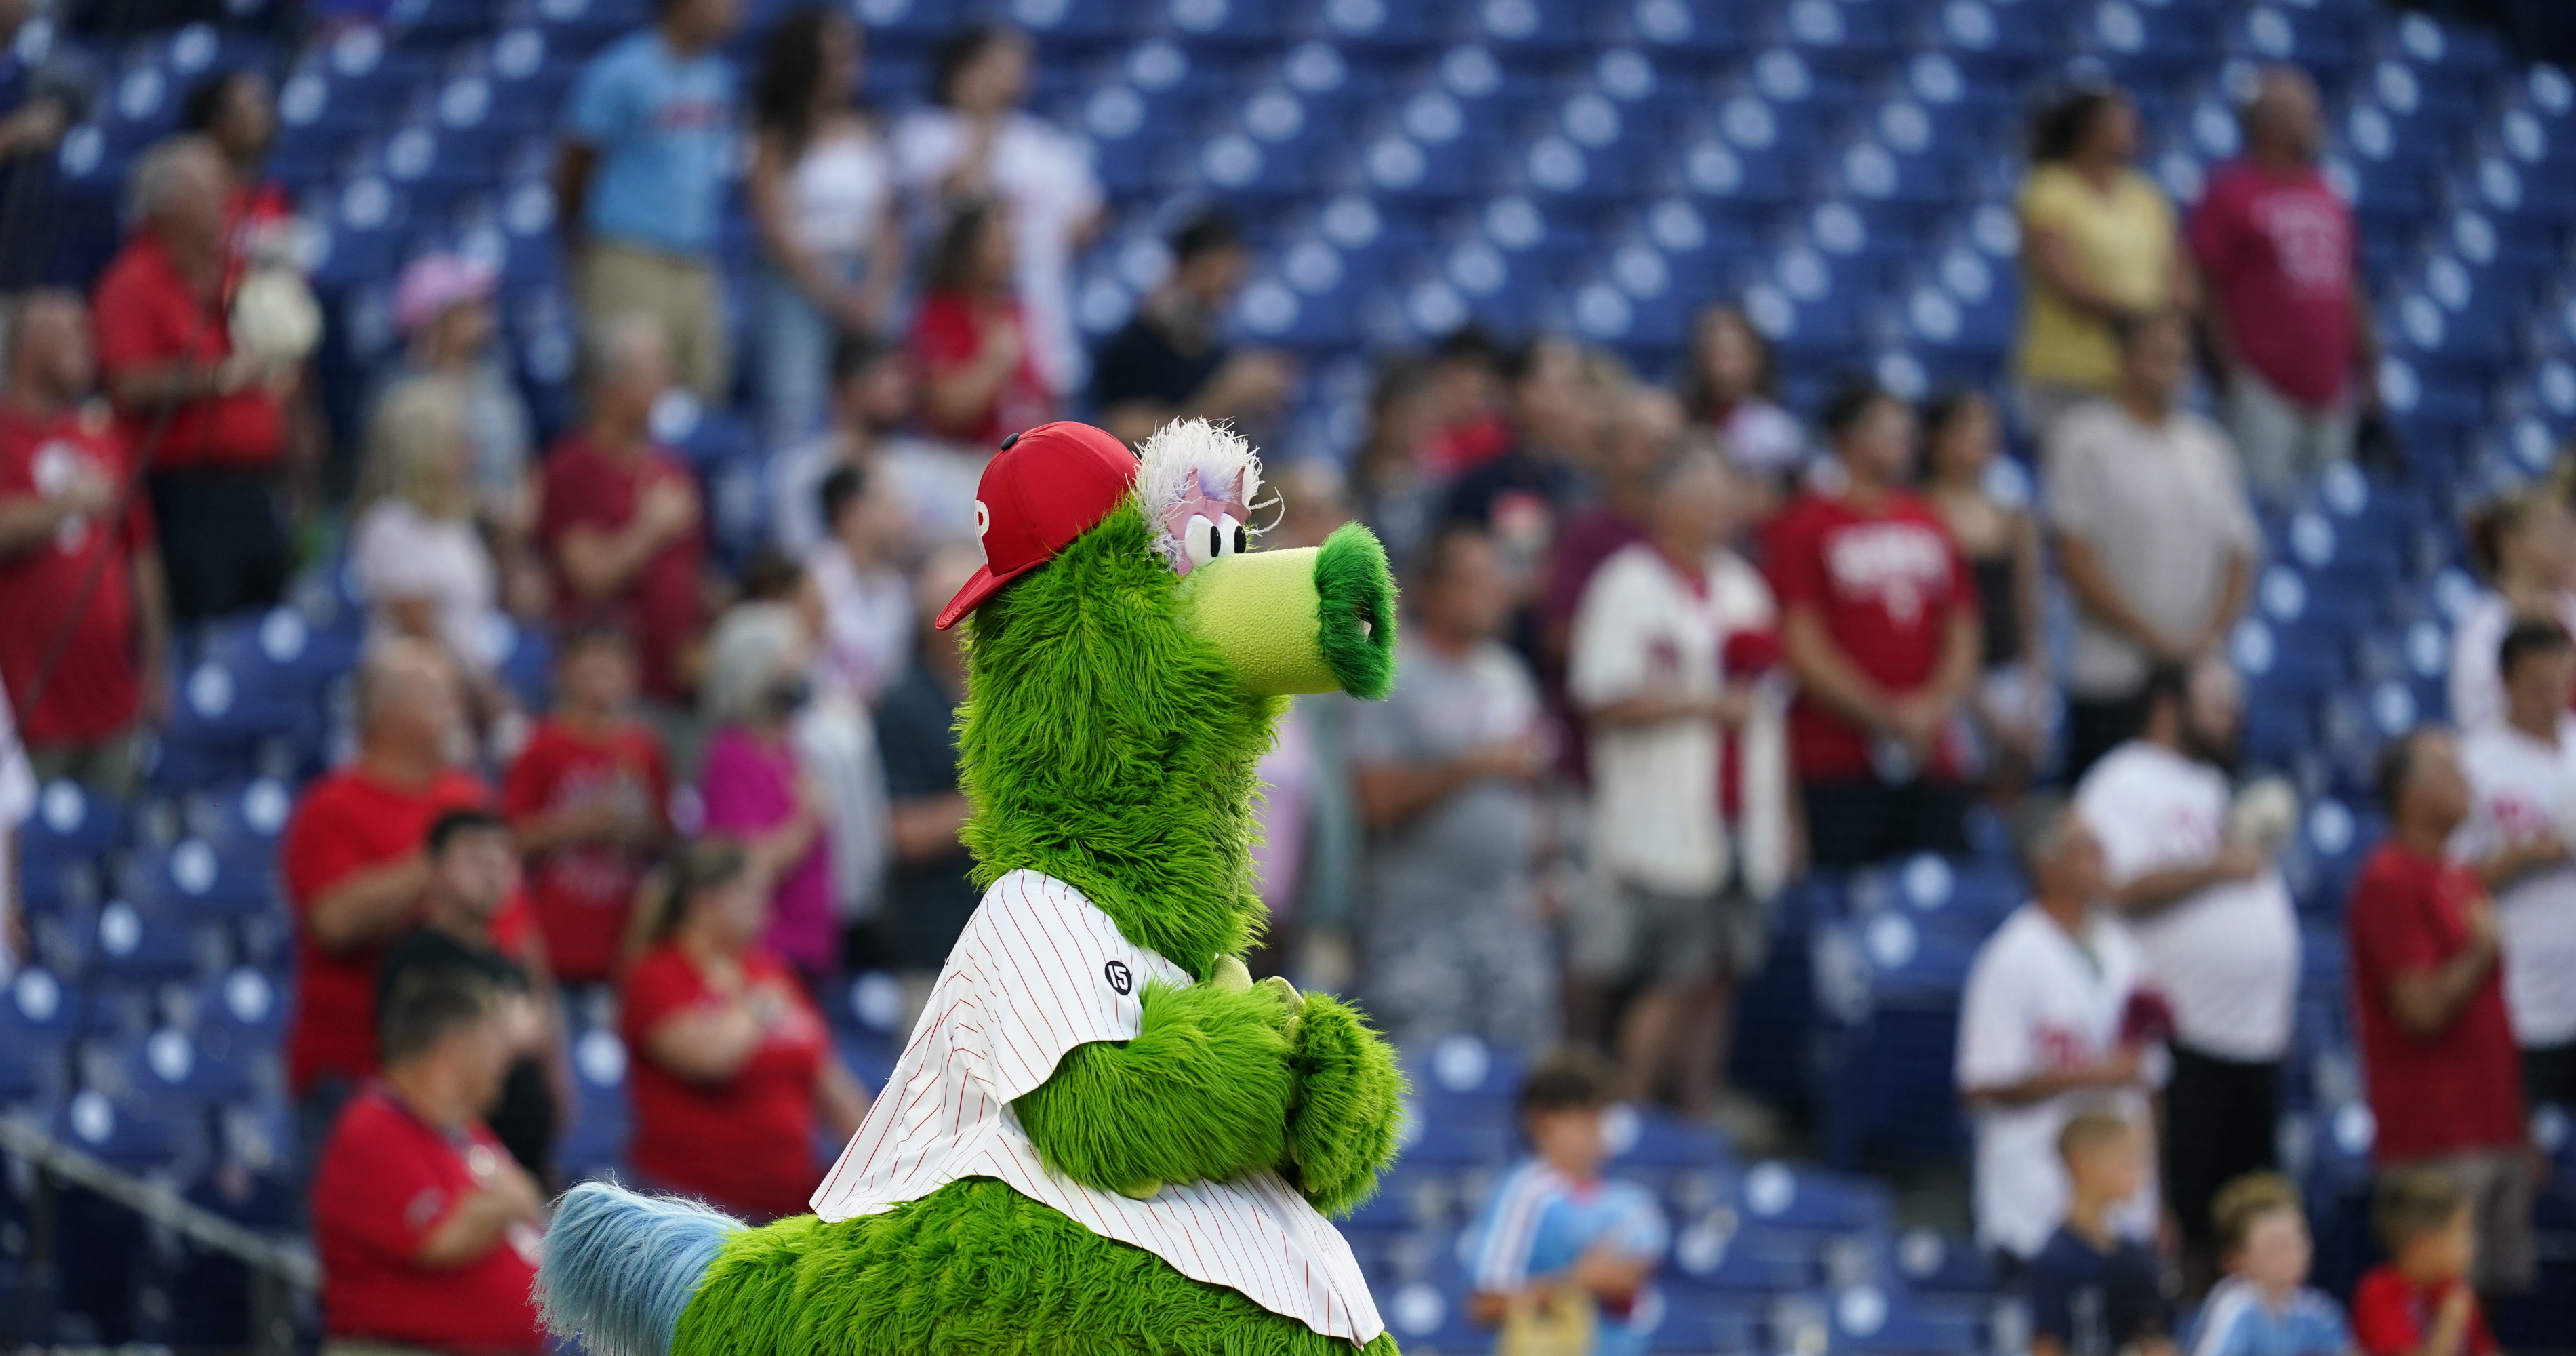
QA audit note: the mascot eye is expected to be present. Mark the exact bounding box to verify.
[1182,513,1217,568]
[1217,513,1245,557]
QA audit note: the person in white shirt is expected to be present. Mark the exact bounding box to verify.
[0,671,35,976]
[769,335,979,558]
[2074,657,2296,1290]
[895,25,1105,400]
[1568,440,1789,1118]
[1958,800,2167,1263]
[2447,487,2576,734]
[746,6,903,450]
[2449,618,2576,1116]
[351,377,510,732]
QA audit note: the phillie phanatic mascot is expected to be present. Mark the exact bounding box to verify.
[537,420,1411,1353]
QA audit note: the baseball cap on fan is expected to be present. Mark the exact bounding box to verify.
[935,422,1140,631]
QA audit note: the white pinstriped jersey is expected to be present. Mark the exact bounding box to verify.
[809,869,1385,1346]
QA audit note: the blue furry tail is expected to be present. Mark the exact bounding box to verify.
[536,1182,744,1356]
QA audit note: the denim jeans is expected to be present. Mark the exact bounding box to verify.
[757,254,862,452]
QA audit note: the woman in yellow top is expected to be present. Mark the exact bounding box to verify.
[2015,86,2196,435]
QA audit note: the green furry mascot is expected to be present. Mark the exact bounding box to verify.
[538,420,1411,1355]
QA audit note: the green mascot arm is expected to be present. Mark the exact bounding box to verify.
[1282,991,1405,1217]
[1013,979,1296,1195]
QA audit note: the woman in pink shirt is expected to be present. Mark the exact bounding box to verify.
[696,601,834,984]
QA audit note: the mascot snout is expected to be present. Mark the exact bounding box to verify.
[1178,522,1397,700]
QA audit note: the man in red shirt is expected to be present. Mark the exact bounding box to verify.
[1766,382,1981,867]
[537,317,708,711]
[91,136,294,623]
[0,291,169,795]
[2188,65,2379,504]
[281,638,498,1179]
[2348,727,2533,1294]
[313,968,547,1355]
[502,624,670,984]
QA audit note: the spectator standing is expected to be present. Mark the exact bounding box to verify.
[502,625,670,986]
[1767,384,1981,866]
[374,809,563,1180]
[1442,336,1601,578]
[555,0,742,401]
[769,334,980,555]
[698,601,832,984]
[0,290,168,795]
[622,837,869,1220]
[1679,302,1805,491]
[1922,389,2050,786]
[351,377,505,694]
[311,971,546,1356]
[909,199,1051,447]
[2015,85,2189,433]
[1569,445,1788,1114]
[0,671,32,976]
[1464,1050,1670,1356]
[1089,208,1297,447]
[807,464,911,709]
[2075,660,2295,1288]
[2448,487,2576,732]
[384,253,537,561]
[875,546,980,1022]
[2189,66,2379,503]
[2047,311,2257,782]
[1417,324,1512,479]
[2024,1113,2175,1356]
[2449,620,2576,1115]
[1957,803,2163,1263]
[538,319,708,716]
[180,70,290,264]
[895,24,1104,399]
[1348,359,1441,577]
[1537,388,1683,682]
[2347,728,2533,1294]
[279,639,494,1170]
[93,137,293,624]
[0,0,73,289]
[1349,521,1556,1054]
[2189,1173,2355,1356]
[746,5,901,449]
[2351,1170,2500,1356]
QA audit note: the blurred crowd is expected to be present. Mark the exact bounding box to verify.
[1,0,2573,1350]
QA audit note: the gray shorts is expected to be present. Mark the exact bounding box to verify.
[2379,1149,2537,1294]
[1569,877,1767,986]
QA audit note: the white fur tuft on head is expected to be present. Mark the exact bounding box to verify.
[1135,418,1269,571]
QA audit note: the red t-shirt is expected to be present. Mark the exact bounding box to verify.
[502,717,670,984]
[0,401,150,743]
[91,233,285,472]
[2350,1266,2497,1356]
[313,1086,546,1355]
[281,766,506,1094]
[2188,161,2358,410]
[536,436,706,704]
[908,290,1052,448]
[2345,843,2525,1161]
[224,180,295,264]
[1763,487,1977,782]
[622,943,827,1220]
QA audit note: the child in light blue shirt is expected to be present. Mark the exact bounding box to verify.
[1466,1050,1669,1356]
[2188,1172,2356,1356]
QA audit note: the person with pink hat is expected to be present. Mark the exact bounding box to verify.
[374,252,538,574]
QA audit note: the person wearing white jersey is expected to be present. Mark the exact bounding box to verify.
[2449,617,2576,1117]
[2075,658,2296,1291]
[1958,800,2168,1265]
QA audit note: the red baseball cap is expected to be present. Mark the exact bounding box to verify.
[935,422,1140,630]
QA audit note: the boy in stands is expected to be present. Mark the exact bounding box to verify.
[2352,1170,2497,1356]
[2188,1171,2352,1356]
[502,624,670,986]
[2026,1111,2175,1356]
[1465,1048,1668,1356]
